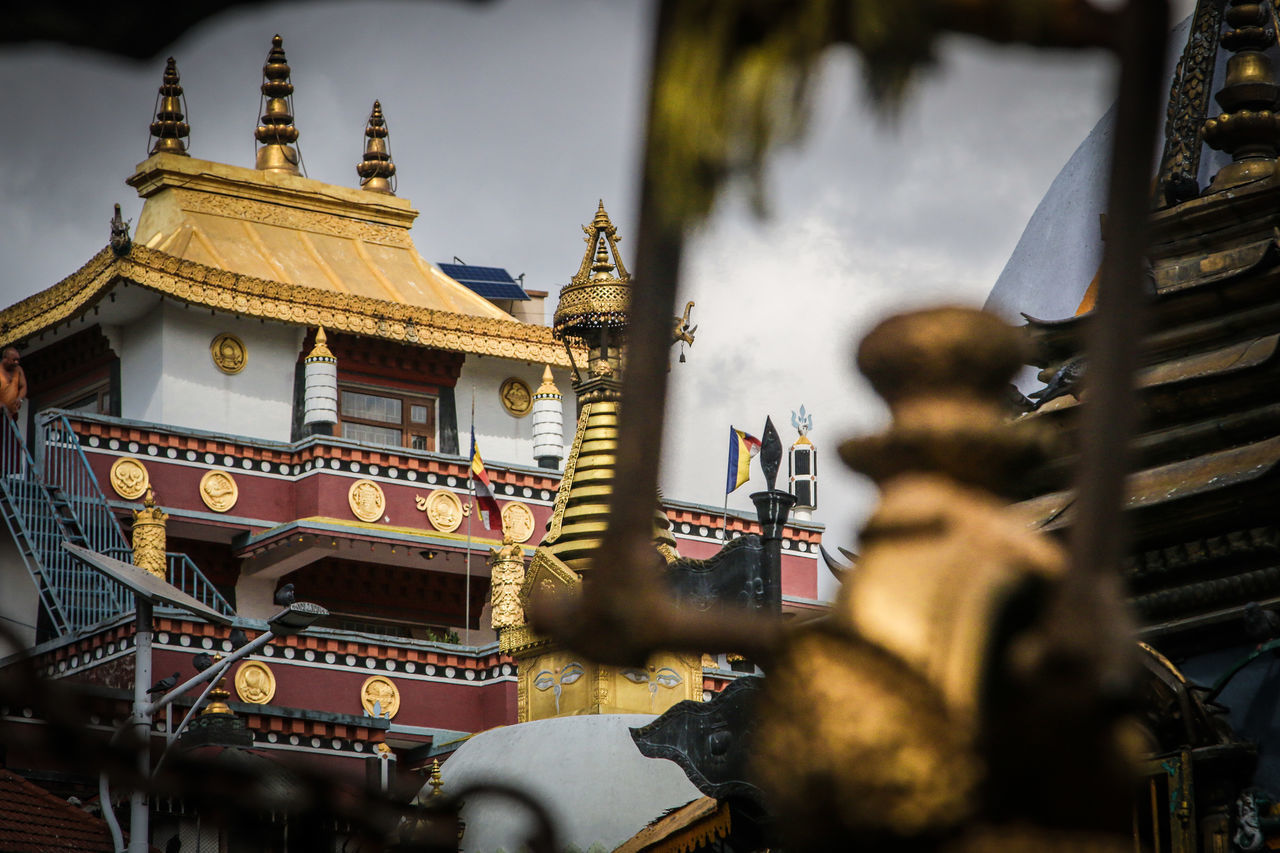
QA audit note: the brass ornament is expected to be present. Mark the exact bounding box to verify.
[417,489,463,533]
[131,488,168,580]
[348,479,386,522]
[109,457,150,500]
[234,660,277,705]
[210,333,247,374]
[361,675,400,719]
[501,501,535,544]
[489,535,527,631]
[499,377,533,417]
[199,470,239,513]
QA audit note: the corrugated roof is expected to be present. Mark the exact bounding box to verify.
[0,770,114,852]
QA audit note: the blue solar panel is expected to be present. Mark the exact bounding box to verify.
[438,263,530,301]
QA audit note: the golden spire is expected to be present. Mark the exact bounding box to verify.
[149,57,190,156]
[534,365,560,399]
[255,35,301,175]
[357,100,396,194]
[1203,1,1280,192]
[427,759,445,798]
[540,203,677,571]
[200,654,233,716]
[305,326,334,361]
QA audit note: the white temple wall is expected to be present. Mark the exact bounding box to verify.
[455,357,572,469]
[121,301,302,442]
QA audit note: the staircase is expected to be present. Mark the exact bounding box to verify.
[0,413,233,639]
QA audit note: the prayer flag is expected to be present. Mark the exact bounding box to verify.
[726,427,762,493]
[470,427,501,530]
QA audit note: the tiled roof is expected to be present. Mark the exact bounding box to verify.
[0,770,114,852]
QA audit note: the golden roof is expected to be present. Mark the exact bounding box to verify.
[125,152,513,321]
[0,245,573,366]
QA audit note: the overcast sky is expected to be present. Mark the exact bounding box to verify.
[0,1,1198,590]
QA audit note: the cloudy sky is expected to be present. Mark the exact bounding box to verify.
[0,1,1196,594]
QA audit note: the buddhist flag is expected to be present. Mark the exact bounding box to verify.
[470,427,500,530]
[726,426,762,494]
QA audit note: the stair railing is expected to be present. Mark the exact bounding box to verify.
[43,414,235,620]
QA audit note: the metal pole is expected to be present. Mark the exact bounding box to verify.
[128,598,153,853]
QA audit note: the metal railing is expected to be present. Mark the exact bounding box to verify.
[0,414,128,635]
[42,415,235,621]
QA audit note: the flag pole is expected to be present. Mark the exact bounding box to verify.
[465,387,475,643]
[723,426,731,539]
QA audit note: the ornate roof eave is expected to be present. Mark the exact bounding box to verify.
[0,245,583,367]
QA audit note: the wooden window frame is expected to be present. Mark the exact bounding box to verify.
[337,382,437,452]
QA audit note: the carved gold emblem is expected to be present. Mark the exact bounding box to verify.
[349,479,386,522]
[109,457,150,500]
[199,470,239,513]
[234,660,276,704]
[210,333,247,374]
[501,501,535,544]
[499,377,533,417]
[417,489,463,533]
[361,675,400,719]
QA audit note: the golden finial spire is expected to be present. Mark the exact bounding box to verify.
[1203,1,1280,192]
[200,653,234,716]
[131,487,169,580]
[306,326,334,361]
[255,35,301,175]
[534,365,560,399]
[357,100,396,194]
[150,57,190,156]
[427,759,444,798]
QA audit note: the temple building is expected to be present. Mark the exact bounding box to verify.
[0,35,825,851]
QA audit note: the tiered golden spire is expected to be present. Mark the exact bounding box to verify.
[357,100,397,194]
[149,57,189,156]
[255,35,301,175]
[540,203,676,571]
[1203,0,1280,192]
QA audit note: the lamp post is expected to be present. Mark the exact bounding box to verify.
[64,544,328,853]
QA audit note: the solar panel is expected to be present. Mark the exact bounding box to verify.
[438,263,531,301]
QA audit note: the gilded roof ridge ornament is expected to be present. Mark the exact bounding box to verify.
[149,57,190,156]
[254,34,302,175]
[357,100,396,195]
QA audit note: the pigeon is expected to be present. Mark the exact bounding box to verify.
[274,583,295,607]
[148,671,181,697]
[229,628,250,650]
[1028,356,1086,410]
[1243,602,1280,648]
[192,652,214,672]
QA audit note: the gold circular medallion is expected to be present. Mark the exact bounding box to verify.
[423,489,464,533]
[210,333,247,375]
[199,470,239,513]
[499,377,533,418]
[348,479,386,523]
[361,675,400,719]
[109,457,150,500]
[501,501,536,544]
[234,660,276,705]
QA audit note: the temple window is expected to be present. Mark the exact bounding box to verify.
[338,384,436,451]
